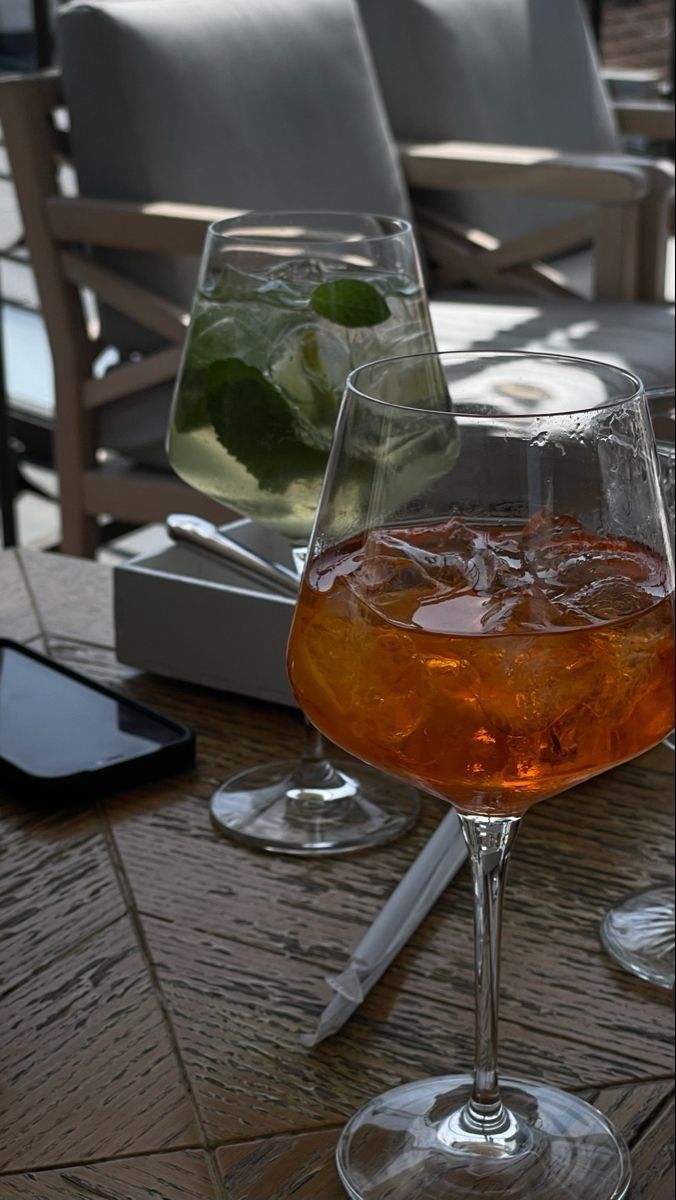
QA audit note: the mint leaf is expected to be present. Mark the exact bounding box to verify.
[205,358,327,493]
[309,279,390,328]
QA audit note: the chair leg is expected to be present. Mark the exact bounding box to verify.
[58,506,100,557]
[52,398,101,557]
[56,452,100,556]
[635,197,669,303]
[0,282,20,546]
[0,356,18,548]
[593,204,640,301]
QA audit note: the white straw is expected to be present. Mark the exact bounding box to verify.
[302,808,467,1046]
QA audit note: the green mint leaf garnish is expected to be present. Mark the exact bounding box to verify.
[309,279,390,328]
[205,358,327,493]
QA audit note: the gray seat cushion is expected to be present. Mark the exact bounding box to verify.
[58,0,410,356]
[99,294,674,470]
[358,0,620,244]
[430,294,675,390]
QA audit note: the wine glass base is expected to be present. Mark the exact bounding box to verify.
[336,1075,631,1200]
[210,758,420,855]
[600,887,675,989]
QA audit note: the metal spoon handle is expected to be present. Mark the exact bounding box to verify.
[166,514,299,596]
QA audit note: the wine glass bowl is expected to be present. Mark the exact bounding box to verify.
[167,211,436,547]
[290,354,674,817]
[287,351,675,1198]
[165,212,439,854]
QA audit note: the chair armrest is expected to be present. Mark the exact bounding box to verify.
[398,140,673,204]
[46,197,244,254]
[601,67,663,90]
[613,101,675,142]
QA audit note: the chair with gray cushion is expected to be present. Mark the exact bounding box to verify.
[1,0,413,552]
[358,0,674,301]
[0,0,672,555]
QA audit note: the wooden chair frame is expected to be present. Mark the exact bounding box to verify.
[0,69,673,555]
[0,70,233,555]
[402,121,674,302]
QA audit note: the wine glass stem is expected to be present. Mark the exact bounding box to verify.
[292,540,359,799]
[458,812,521,1132]
[292,717,344,792]
[290,545,346,794]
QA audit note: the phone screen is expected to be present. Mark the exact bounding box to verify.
[0,644,182,779]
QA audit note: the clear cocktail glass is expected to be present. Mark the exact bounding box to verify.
[287,351,675,1198]
[600,425,675,988]
[166,211,441,854]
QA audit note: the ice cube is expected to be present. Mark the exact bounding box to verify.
[189,296,295,368]
[474,633,601,736]
[300,586,426,745]
[344,535,445,627]
[544,547,656,592]
[560,576,655,623]
[477,584,573,634]
[523,514,586,578]
[396,653,511,788]
[409,517,481,559]
[521,511,662,607]
[266,255,329,293]
[203,262,265,302]
[396,523,499,589]
[345,527,487,626]
[268,324,348,422]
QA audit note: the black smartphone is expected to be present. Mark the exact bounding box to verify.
[0,639,195,801]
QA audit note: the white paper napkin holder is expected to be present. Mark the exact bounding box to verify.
[113,520,298,707]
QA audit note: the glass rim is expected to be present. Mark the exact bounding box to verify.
[347,350,644,419]
[206,209,414,247]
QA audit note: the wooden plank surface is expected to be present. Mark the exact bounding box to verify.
[0,1150,218,1199]
[0,796,126,996]
[0,549,673,1198]
[0,916,200,1172]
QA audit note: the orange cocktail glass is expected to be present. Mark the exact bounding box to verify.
[286,351,675,1200]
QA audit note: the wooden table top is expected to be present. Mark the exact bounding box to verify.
[0,547,673,1199]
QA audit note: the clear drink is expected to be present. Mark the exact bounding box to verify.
[168,260,435,546]
[288,511,675,814]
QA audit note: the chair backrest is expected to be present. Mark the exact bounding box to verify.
[57,0,411,356]
[357,0,621,244]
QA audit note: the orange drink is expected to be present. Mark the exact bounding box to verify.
[289,512,675,815]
